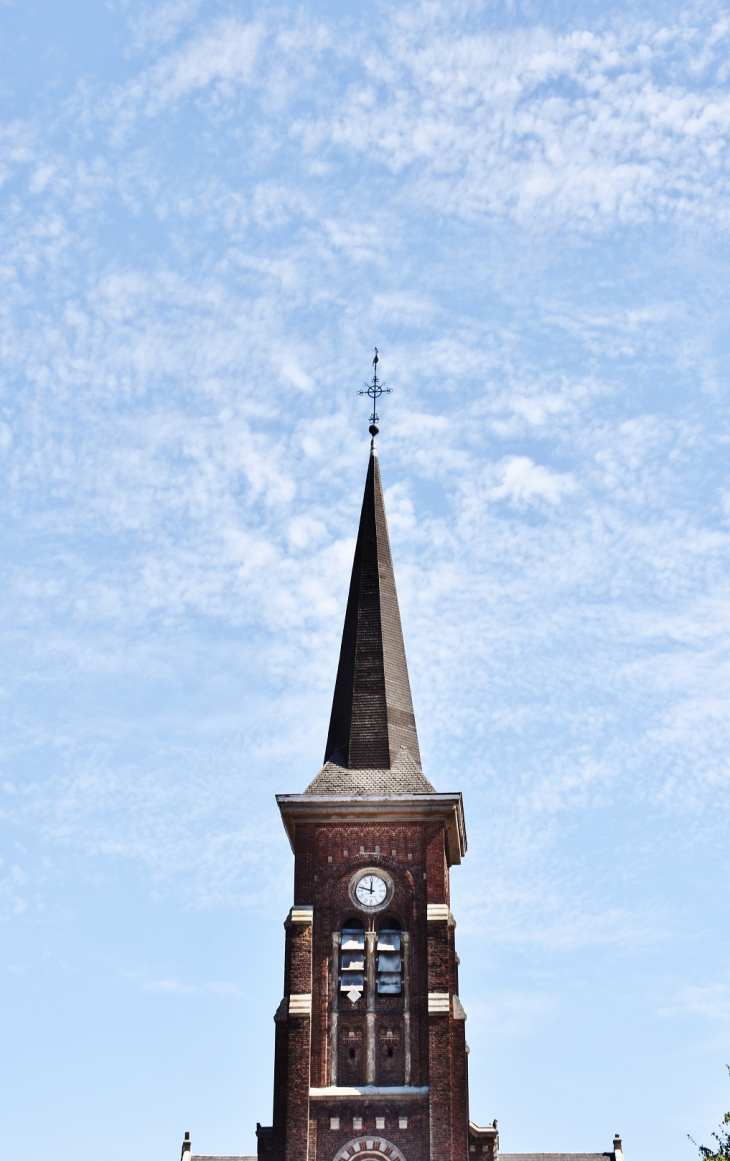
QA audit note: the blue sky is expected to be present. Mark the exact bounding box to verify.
[2,1,730,1158]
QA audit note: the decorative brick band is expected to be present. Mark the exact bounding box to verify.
[428,992,450,1014]
[288,993,312,1016]
[289,906,313,923]
[426,903,450,922]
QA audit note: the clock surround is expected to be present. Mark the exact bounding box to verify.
[349,867,394,912]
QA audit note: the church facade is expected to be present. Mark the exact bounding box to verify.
[180,434,624,1161]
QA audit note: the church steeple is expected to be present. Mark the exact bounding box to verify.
[325,437,421,771]
[305,436,434,796]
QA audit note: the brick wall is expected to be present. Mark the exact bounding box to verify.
[268,815,471,1161]
[313,1102,429,1161]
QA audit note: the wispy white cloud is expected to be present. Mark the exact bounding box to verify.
[0,860,27,918]
[125,0,205,52]
[67,3,730,233]
[285,9,730,229]
[107,17,265,125]
[668,984,730,1021]
[2,4,730,1156]
[487,455,576,505]
[0,0,728,944]
[130,971,247,996]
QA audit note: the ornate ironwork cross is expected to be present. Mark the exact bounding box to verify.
[358,347,392,435]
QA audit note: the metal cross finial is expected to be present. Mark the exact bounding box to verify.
[358,347,392,436]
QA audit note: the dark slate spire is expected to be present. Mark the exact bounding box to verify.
[303,437,435,797]
[324,438,421,770]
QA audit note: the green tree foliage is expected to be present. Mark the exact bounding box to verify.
[691,1070,730,1161]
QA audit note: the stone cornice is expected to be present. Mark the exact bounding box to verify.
[276,792,467,865]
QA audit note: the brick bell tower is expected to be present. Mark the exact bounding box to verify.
[255,429,491,1161]
[179,363,625,1161]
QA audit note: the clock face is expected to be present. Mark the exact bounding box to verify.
[354,873,388,908]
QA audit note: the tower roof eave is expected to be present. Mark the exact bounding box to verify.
[276,791,467,866]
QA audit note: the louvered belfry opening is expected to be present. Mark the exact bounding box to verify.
[324,442,421,771]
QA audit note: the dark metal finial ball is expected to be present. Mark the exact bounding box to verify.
[369,424,379,436]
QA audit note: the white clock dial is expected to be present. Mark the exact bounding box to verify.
[355,874,388,908]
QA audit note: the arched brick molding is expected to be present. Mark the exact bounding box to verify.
[332,1136,406,1161]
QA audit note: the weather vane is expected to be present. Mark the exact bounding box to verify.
[358,347,392,436]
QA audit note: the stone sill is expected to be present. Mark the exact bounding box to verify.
[309,1086,429,1100]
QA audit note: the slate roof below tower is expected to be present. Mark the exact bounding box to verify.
[305,745,435,795]
[500,1154,615,1160]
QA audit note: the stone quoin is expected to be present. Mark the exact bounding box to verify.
[179,429,624,1161]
